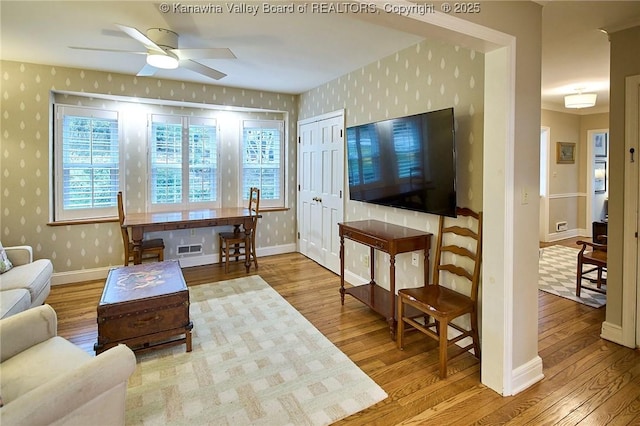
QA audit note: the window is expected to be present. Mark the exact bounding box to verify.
[149,115,218,210]
[242,120,285,207]
[54,105,121,221]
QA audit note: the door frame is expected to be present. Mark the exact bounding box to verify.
[586,128,610,236]
[540,126,550,242]
[621,74,640,347]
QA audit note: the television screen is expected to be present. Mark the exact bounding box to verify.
[346,107,457,217]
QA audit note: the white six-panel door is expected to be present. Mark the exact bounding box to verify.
[297,111,344,273]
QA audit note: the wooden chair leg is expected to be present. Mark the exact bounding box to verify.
[576,258,583,297]
[470,311,481,360]
[252,235,258,269]
[219,236,223,265]
[439,321,448,378]
[596,267,603,288]
[397,295,405,350]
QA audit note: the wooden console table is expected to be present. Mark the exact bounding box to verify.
[338,220,432,339]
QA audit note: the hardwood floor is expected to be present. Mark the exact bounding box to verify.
[46,250,640,425]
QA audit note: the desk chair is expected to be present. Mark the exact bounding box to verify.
[576,239,607,297]
[397,207,482,379]
[219,187,260,273]
[117,192,164,266]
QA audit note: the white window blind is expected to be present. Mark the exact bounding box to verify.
[242,120,284,207]
[149,115,218,209]
[188,119,217,203]
[54,105,120,221]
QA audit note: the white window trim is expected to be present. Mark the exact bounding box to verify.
[53,105,123,221]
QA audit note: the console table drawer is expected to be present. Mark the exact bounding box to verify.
[343,231,389,251]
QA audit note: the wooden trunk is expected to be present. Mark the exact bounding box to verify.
[95,261,192,354]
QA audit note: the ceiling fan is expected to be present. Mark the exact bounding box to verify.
[70,24,236,80]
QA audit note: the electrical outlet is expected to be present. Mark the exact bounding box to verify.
[411,252,419,267]
[363,254,369,267]
[521,188,529,205]
[190,229,196,237]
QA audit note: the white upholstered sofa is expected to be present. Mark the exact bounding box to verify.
[0,304,137,425]
[0,245,53,319]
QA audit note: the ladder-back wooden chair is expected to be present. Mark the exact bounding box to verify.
[576,239,607,297]
[219,187,260,273]
[117,191,164,266]
[397,207,483,379]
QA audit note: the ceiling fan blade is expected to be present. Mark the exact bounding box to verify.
[115,24,164,53]
[172,48,236,61]
[136,63,158,77]
[180,60,226,80]
[69,46,146,54]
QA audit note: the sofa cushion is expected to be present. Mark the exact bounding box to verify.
[0,336,91,404]
[0,259,53,304]
[0,289,31,319]
[0,242,13,274]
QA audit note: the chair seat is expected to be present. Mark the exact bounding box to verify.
[582,250,606,266]
[400,286,474,318]
[219,231,247,242]
[140,238,165,250]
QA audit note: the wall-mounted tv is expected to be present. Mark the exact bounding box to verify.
[346,107,457,217]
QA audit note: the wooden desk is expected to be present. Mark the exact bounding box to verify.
[338,220,432,339]
[123,207,260,270]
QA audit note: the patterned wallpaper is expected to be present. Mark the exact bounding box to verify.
[1,36,483,285]
[299,38,484,291]
[0,61,298,275]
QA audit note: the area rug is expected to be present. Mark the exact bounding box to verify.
[538,245,606,308]
[125,275,387,425]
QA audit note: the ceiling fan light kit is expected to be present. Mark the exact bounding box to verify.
[564,92,597,109]
[146,51,179,69]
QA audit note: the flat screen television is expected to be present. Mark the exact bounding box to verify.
[346,107,457,217]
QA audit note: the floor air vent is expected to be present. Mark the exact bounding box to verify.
[177,244,203,255]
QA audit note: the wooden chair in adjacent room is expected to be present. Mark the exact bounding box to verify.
[576,238,607,297]
[397,207,483,379]
[219,187,260,273]
[117,191,164,266]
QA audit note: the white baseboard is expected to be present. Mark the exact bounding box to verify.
[546,229,582,242]
[51,243,297,285]
[51,266,113,286]
[343,270,370,287]
[601,321,625,346]
[509,355,544,395]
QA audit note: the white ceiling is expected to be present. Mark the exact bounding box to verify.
[1,1,639,113]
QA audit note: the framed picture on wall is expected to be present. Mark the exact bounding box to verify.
[556,142,575,164]
[594,161,607,193]
[594,132,608,157]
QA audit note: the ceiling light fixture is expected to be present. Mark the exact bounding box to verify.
[146,51,179,69]
[564,91,597,109]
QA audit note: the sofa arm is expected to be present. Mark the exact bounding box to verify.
[1,344,137,426]
[0,304,57,362]
[4,245,33,266]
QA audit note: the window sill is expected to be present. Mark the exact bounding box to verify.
[48,217,119,226]
[258,207,290,213]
